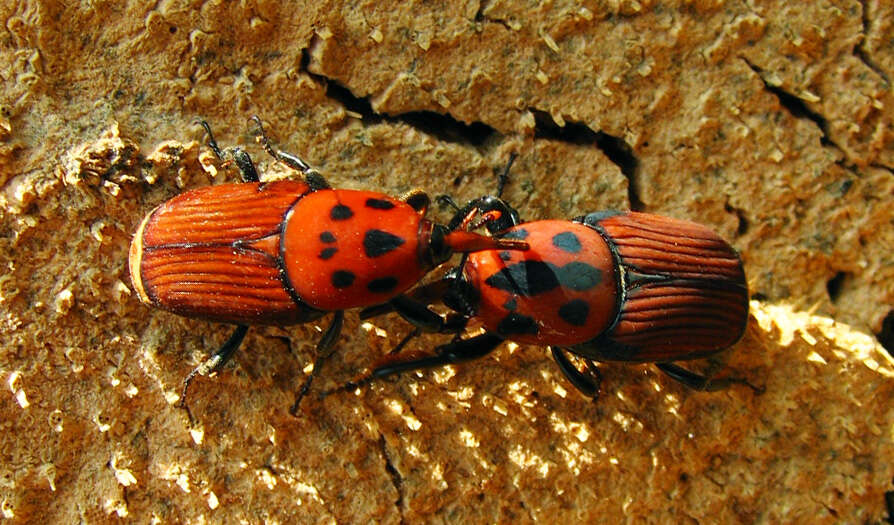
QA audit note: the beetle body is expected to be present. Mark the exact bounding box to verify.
[130,120,529,412]
[353,175,756,397]
[460,211,748,361]
[130,182,458,323]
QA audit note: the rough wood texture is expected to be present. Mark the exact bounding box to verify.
[1,1,892,523]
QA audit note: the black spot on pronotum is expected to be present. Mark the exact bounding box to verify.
[558,299,589,326]
[320,231,336,243]
[501,228,529,240]
[503,297,518,311]
[499,251,512,261]
[363,230,406,258]
[497,313,539,336]
[552,231,581,253]
[556,262,602,291]
[485,260,604,296]
[318,247,337,260]
[485,260,560,296]
[330,204,354,220]
[331,270,355,288]
[365,198,396,210]
[367,276,399,294]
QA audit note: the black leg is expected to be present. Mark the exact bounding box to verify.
[550,347,602,398]
[358,280,453,322]
[496,152,518,198]
[199,120,225,160]
[329,333,505,396]
[198,121,260,183]
[290,311,344,414]
[360,292,468,336]
[180,324,249,408]
[656,363,763,393]
[231,147,260,183]
[249,116,330,191]
[358,302,395,320]
[388,294,450,333]
[388,328,421,355]
[435,194,461,212]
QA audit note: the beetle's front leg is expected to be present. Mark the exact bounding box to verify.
[290,310,345,414]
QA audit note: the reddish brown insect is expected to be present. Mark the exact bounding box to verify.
[129,119,526,411]
[346,157,758,397]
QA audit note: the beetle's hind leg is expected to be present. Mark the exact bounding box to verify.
[656,362,763,393]
[198,120,260,182]
[199,120,225,160]
[290,310,345,414]
[551,347,602,399]
[231,148,260,182]
[327,332,504,397]
[249,116,330,191]
[180,324,250,410]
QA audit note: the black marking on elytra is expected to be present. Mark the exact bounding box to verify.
[558,299,589,326]
[320,231,336,243]
[498,250,512,261]
[503,297,518,311]
[365,198,396,210]
[330,204,354,220]
[558,262,603,291]
[367,276,399,294]
[331,270,356,288]
[497,312,539,336]
[364,229,406,258]
[501,228,529,240]
[552,231,582,253]
[319,247,337,260]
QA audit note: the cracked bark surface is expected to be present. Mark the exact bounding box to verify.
[1,0,892,522]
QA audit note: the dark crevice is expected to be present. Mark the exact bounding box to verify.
[855,0,891,85]
[402,113,495,146]
[300,48,497,147]
[473,0,488,21]
[379,434,404,523]
[530,109,643,210]
[826,271,849,302]
[474,0,513,30]
[877,310,894,358]
[821,502,840,519]
[742,58,834,147]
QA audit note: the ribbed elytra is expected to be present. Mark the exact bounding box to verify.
[579,212,748,362]
[130,181,322,325]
